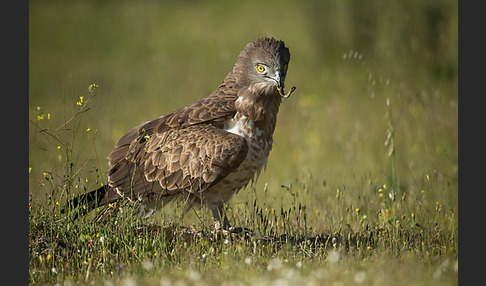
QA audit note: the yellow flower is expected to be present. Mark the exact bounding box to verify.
[88,83,99,93]
[57,146,62,150]
[76,96,84,105]
[86,127,91,132]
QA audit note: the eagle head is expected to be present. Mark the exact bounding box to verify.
[234,37,291,95]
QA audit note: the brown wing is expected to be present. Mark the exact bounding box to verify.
[107,124,248,202]
[156,82,239,133]
[109,86,238,156]
[105,86,244,203]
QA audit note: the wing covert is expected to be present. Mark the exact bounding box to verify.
[107,124,248,201]
[144,124,248,193]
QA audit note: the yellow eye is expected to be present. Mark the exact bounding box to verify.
[282,63,288,72]
[257,64,266,73]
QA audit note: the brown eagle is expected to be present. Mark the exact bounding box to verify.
[67,37,295,230]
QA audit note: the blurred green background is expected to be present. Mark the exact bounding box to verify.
[29,0,457,217]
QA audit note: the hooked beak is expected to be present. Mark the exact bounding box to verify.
[272,71,284,89]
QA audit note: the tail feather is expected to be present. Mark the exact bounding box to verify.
[62,185,114,218]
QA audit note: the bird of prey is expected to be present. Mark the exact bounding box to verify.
[67,37,295,230]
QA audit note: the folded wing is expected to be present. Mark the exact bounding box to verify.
[105,90,247,204]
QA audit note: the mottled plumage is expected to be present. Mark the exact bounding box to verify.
[66,37,294,229]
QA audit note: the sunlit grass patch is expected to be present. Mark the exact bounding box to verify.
[28,76,457,285]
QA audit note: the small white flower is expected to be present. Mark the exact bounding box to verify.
[188,270,201,281]
[245,257,252,265]
[142,259,153,271]
[354,271,366,283]
[121,277,137,286]
[267,258,283,271]
[100,236,106,244]
[327,250,340,264]
[51,267,57,274]
[332,237,338,247]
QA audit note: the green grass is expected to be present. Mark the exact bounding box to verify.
[29,0,457,285]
